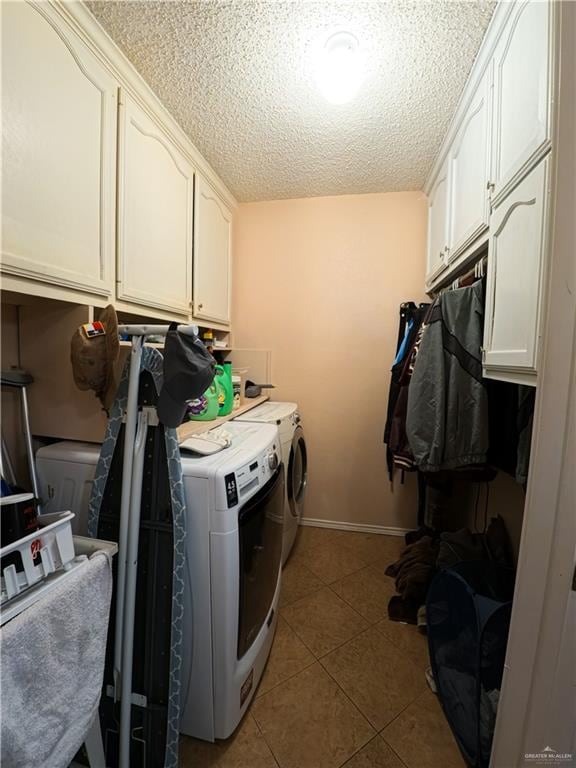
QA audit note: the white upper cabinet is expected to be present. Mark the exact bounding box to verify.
[422,0,556,381]
[117,92,193,316]
[1,1,117,297]
[193,175,232,326]
[426,159,450,284]
[491,0,551,201]
[448,68,492,259]
[483,158,548,377]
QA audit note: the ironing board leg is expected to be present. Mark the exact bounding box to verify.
[84,715,106,768]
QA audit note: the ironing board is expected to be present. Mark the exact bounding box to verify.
[88,328,190,768]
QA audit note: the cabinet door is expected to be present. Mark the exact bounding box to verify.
[491,0,551,200]
[1,1,117,296]
[426,160,450,284]
[449,68,491,259]
[117,93,193,316]
[193,176,232,325]
[483,158,548,375]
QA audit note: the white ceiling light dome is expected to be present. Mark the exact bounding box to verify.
[314,31,365,105]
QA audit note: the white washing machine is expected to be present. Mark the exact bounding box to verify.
[35,422,284,742]
[234,402,307,563]
[178,421,283,741]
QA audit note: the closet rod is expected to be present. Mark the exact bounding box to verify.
[436,253,488,295]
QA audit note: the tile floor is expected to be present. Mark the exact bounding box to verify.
[179,527,465,768]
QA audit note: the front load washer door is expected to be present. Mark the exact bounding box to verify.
[237,465,284,659]
[287,426,307,524]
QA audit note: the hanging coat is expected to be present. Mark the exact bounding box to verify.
[387,303,434,472]
[383,302,429,478]
[406,280,488,472]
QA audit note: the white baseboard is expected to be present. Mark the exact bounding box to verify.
[299,516,411,537]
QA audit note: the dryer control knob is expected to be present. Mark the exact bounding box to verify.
[268,452,279,471]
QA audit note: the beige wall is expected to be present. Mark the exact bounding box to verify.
[233,191,428,530]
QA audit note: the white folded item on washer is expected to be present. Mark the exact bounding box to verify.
[0,550,113,768]
[180,427,232,455]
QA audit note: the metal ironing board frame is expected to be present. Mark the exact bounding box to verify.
[114,324,197,768]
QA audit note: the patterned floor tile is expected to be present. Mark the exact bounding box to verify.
[252,663,375,768]
[282,586,369,658]
[321,625,426,730]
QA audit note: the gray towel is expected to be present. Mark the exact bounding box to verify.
[1,551,112,768]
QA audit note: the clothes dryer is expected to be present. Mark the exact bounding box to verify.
[234,402,307,563]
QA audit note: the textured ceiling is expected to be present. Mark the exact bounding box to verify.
[86,0,495,202]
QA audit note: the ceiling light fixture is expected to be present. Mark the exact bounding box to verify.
[314,31,364,105]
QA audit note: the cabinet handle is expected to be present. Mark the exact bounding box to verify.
[198,303,204,310]
[486,181,495,192]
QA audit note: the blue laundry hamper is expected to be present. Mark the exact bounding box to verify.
[426,560,515,768]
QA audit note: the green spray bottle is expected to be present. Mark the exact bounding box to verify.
[215,362,234,416]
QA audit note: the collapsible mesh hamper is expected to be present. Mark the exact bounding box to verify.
[426,560,514,767]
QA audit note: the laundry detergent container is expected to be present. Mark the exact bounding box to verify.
[426,560,514,768]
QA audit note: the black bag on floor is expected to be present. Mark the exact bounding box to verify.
[426,561,514,768]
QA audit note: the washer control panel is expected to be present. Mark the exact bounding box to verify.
[225,442,280,506]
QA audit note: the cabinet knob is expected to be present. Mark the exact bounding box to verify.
[198,303,203,310]
[486,181,495,192]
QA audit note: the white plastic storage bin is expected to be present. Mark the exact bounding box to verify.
[1,510,75,605]
[1,529,117,626]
